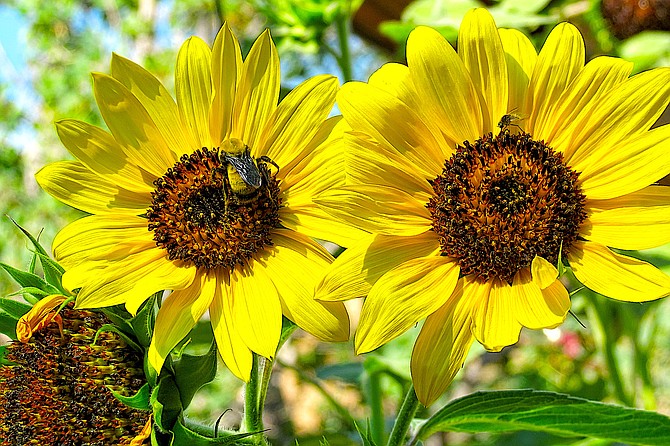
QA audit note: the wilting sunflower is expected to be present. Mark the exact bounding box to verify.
[36,24,360,380]
[316,8,670,405]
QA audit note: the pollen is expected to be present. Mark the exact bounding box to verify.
[426,131,587,283]
[147,147,281,270]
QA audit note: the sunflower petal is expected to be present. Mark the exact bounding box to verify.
[148,272,216,373]
[261,75,338,168]
[583,186,670,250]
[355,255,460,354]
[210,23,242,145]
[458,8,508,132]
[35,161,151,215]
[55,119,156,192]
[471,278,522,351]
[232,30,280,149]
[176,36,213,149]
[577,124,670,200]
[569,240,670,302]
[65,248,196,313]
[531,256,559,289]
[337,81,444,176]
[210,274,253,381]
[512,269,568,330]
[111,53,195,157]
[315,232,441,302]
[267,230,349,342]
[526,23,584,137]
[93,73,175,177]
[316,185,432,236]
[231,264,282,358]
[406,26,483,143]
[498,28,536,115]
[411,277,477,406]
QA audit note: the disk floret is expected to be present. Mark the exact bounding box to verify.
[427,131,587,283]
[147,147,281,270]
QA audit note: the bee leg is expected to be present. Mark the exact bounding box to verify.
[258,156,279,175]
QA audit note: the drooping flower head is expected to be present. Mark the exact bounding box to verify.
[316,9,670,405]
[36,24,359,380]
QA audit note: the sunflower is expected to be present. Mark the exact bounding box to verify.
[316,8,670,406]
[36,24,360,380]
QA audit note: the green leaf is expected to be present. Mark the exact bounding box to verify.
[172,418,259,445]
[415,390,670,445]
[0,345,13,366]
[354,420,378,446]
[0,298,32,319]
[6,287,51,302]
[0,312,19,340]
[131,292,159,348]
[151,375,183,432]
[172,341,218,409]
[8,216,49,257]
[0,263,60,295]
[111,383,152,411]
[36,252,67,294]
[94,324,143,353]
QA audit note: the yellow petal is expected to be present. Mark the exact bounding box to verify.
[53,215,150,269]
[231,263,282,358]
[471,278,522,351]
[577,124,670,200]
[35,161,151,215]
[210,23,243,145]
[337,81,444,176]
[531,256,559,289]
[343,132,433,200]
[175,36,213,149]
[111,52,196,157]
[355,255,460,354]
[93,73,175,177]
[316,185,432,237]
[541,279,572,318]
[232,30,280,149]
[567,67,670,170]
[568,240,670,302]
[406,26,483,143]
[16,294,68,343]
[210,273,253,381]
[583,186,670,250]
[512,269,568,330]
[64,247,196,313]
[526,23,584,137]
[315,232,441,302]
[261,74,338,168]
[498,28,536,116]
[458,8,508,132]
[55,119,156,192]
[266,230,349,342]
[411,277,477,406]
[148,271,216,373]
[543,56,632,160]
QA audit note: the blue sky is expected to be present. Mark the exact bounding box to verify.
[0,5,26,72]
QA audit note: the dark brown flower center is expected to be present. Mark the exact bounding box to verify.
[147,147,281,269]
[426,131,587,283]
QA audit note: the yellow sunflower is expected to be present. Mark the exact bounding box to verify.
[316,8,670,406]
[35,24,360,380]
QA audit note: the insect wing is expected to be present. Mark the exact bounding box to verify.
[225,152,263,188]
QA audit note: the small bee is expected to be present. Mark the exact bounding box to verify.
[497,109,525,134]
[217,138,278,208]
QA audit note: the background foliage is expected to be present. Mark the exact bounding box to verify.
[1,0,669,444]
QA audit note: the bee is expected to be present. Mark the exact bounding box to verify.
[497,109,526,133]
[217,138,279,208]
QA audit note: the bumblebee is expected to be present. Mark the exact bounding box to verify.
[217,138,279,207]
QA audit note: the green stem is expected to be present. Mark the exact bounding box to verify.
[367,370,385,445]
[590,298,634,407]
[387,386,421,446]
[243,354,263,434]
[335,9,353,82]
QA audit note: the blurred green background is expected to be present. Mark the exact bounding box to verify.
[1,0,669,444]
